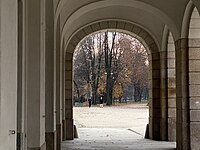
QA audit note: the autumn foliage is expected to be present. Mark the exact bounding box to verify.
[73,31,149,105]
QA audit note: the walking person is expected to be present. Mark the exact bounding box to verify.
[99,95,104,108]
[88,98,92,108]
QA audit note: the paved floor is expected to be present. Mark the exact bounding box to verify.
[62,103,176,150]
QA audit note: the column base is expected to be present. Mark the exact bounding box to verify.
[62,120,66,141]
[66,118,74,140]
[145,124,149,139]
[56,124,62,150]
[45,131,56,150]
[74,125,78,138]
[17,132,25,150]
[149,117,161,140]
[168,117,176,142]
[28,142,46,150]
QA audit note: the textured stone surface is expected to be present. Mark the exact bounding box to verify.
[65,90,72,99]
[168,108,176,118]
[124,23,133,32]
[65,61,72,70]
[168,99,176,107]
[189,48,200,59]
[91,23,101,31]
[62,128,176,150]
[175,39,190,150]
[76,30,86,40]
[65,81,72,90]
[189,60,200,71]
[189,39,200,47]
[168,59,175,68]
[190,123,200,150]
[168,118,176,142]
[65,53,73,61]
[65,99,73,109]
[190,98,200,109]
[17,132,24,150]
[100,22,109,29]
[56,124,62,150]
[28,142,46,150]
[66,44,75,53]
[190,85,200,96]
[62,106,175,149]
[189,72,200,84]
[65,71,72,80]
[62,120,67,141]
[168,88,176,97]
[66,118,74,140]
[168,51,175,59]
[45,131,56,150]
[83,25,93,34]
[190,110,200,121]
[65,109,72,118]
[70,36,79,46]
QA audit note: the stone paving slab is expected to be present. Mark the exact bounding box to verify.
[62,104,176,150]
[62,128,176,150]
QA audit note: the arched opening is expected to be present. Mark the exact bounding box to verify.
[73,31,150,105]
[62,20,176,149]
[73,31,149,143]
[64,20,158,139]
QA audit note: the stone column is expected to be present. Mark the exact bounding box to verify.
[45,0,57,150]
[65,52,74,140]
[0,0,18,149]
[167,33,176,142]
[26,0,46,149]
[175,39,190,150]
[17,0,28,149]
[160,49,168,141]
[159,31,176,142]
[56,16,62,149]
[62,44,66,141]
[149,50,161,140]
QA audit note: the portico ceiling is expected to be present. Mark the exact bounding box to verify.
[54,0,191,48]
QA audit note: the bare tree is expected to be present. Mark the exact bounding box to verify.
[74,31,148,105]
[73,33,104,104]
[118,36,148,101]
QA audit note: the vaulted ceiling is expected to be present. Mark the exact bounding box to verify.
[54,0,198,50]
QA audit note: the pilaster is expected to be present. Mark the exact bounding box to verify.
[188,38,200,150]
[45,0,57,149]
[26,0,46,149]
[0,1,18,149]
[65,52,74,140]
[149,51,162,140]
[175,38,190,150]
[167,33,176,142]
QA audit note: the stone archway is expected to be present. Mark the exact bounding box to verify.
[176,1,200,149]
[63,20,166,141]
[187,6,200,150]
[160,26,176,142]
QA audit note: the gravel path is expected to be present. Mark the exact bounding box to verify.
[73,103,149,136]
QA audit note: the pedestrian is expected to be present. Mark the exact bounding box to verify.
[99,95,103,108]
[88,98,92,108]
